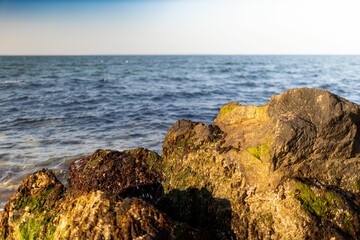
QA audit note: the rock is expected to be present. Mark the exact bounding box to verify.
[0,148,204,239]
[0,169,65,239]
[267,88,360,169]
[162,88,360,239]
[68,148,163,202]
[0,169,204,240]
[1,88,360,240]
[54,192,173,239]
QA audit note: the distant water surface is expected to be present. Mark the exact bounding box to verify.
[1,55,360,209]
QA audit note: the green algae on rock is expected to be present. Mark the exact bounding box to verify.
[0,169,64,240]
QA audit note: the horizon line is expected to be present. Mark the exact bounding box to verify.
[1,53,360,57]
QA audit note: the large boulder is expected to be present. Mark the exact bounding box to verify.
[162,88,360,239]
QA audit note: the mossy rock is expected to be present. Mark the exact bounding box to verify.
[294,179,360,238]
[246,144,270,162]
[218,102,238,118]
[0,169,64,240]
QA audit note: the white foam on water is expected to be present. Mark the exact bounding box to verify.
[0,80,22,84]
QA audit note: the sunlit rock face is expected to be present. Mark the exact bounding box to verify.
[0,170,65,240]
[162,88,360,239]
[1,88,359,240]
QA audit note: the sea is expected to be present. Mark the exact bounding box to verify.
[1,55,360,210]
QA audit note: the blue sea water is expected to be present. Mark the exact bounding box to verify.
[1,55,360,209]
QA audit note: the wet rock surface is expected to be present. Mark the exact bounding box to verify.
[1,88,360,239]
[68,147,163,202]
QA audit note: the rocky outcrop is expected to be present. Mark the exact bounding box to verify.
[0,88,359,240]
[0,150,203,240]
[162,88,360,239]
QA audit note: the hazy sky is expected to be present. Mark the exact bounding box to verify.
[1,0,360,55]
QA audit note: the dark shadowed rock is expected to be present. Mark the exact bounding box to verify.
[157,188,235,240]
[68,148,163,202]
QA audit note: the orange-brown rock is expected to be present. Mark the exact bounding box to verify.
[162,88,360,239]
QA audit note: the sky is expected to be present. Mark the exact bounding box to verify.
[1,0,360,55]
